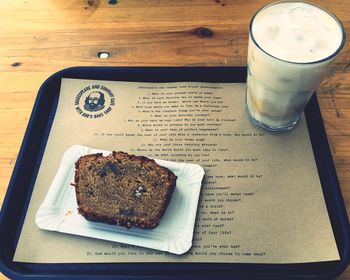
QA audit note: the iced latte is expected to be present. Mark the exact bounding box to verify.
[246,1,345,133]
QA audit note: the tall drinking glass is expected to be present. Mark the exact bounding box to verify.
[246,1,346,133]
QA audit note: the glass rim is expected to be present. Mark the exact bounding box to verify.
[249,0,346,65]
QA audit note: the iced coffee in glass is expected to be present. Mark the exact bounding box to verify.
[246,1,346,133]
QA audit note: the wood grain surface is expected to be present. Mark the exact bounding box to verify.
[0,0,349,279]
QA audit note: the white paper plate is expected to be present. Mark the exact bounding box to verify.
[36,145,205,255]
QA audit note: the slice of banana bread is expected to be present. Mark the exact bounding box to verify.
[72,151,177,229]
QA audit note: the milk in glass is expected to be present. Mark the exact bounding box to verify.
[246,1,345,133]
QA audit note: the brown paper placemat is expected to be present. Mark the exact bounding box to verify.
[13,78,339,263]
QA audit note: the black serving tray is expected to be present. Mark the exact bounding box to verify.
[0,67,349,280]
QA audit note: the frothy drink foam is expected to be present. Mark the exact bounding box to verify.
[246,1,345,132]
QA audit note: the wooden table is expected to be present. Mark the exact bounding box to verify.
[0,0,349,279]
